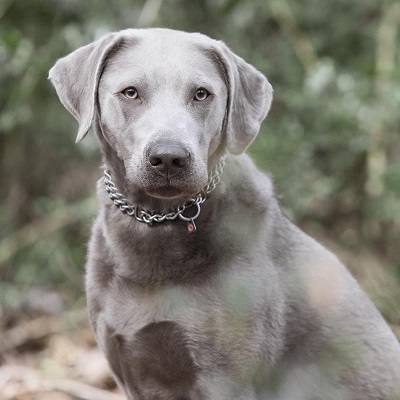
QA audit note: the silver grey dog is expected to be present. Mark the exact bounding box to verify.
[49,28,400,400]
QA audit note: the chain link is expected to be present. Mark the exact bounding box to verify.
[104,156,226,226]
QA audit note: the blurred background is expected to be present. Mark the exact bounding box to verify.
[0,0,399,398]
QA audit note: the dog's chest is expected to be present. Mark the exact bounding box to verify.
[101,272,270,375]
[104,283,216,336]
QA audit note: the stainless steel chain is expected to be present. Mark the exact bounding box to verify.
[104,156,226,231]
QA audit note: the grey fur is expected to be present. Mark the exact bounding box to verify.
[49,28,400,400]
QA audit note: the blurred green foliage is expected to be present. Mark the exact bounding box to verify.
[0,0,399,314]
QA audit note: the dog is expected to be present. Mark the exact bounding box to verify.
[49,28,400,400]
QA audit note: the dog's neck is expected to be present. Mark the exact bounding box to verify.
[94,142,273,284]
[96,159,229,284]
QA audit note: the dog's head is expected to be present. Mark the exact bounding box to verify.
[49,28,273,200]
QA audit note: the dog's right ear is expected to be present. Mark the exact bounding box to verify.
[48,33,122,142]
[213,41,273,155]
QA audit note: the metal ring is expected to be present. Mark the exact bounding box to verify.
[126,208,135,216]
[178,202,201,222]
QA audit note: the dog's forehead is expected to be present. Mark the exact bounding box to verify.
[103,30,223,87]
[122,28,219,62]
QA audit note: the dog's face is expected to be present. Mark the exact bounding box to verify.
[49,29,273,200]
[98,34,228,199]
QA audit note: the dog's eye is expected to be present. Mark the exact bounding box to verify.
[194,88,209,101]
[122,87,139,99]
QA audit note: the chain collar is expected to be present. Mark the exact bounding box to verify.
[104,156,226,233]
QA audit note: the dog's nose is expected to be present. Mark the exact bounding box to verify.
[148,141,190,176]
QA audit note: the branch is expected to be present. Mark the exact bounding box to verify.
[0,365,124,400]
[51,379,124,400]
[0,0,14,21]
[0,196,96,266]
[268,0,317,72]
[0,309,87,353]
[136,0,164,27]
[365,2,400,198]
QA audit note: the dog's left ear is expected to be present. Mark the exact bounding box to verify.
[216,42,273,155]
[48,33,122,142]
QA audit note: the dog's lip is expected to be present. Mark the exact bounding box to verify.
[145,185,196,200]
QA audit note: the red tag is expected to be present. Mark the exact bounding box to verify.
[187,220,197,233]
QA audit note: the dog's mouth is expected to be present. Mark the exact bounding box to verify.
[145,185,195,200]
[140,170,205,200]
